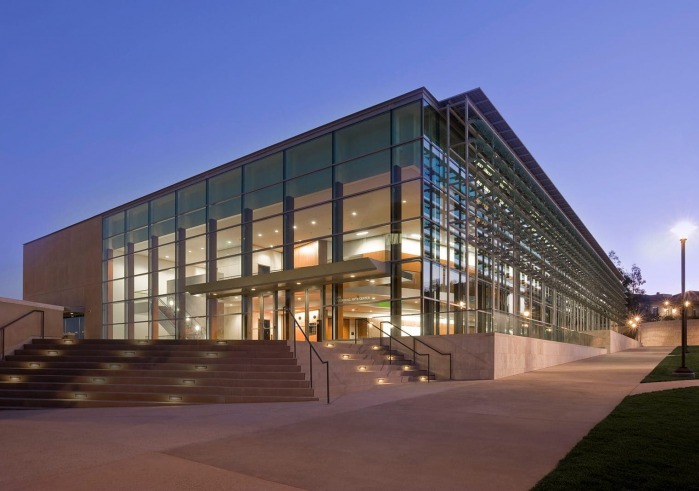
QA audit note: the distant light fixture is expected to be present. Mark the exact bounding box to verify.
[671,221,697,240]
[402,200,407,204]
[227,240,232,244]
[200,247,204,250]
[350,274,355,278]
[356,231,369,236]
[274,229,279,233]
[311,220,316,225]
[258,233,262,237]
[351,211,357,216]
[165,255,170,259]
[293,225,297,229]
[370,280,375,284]
[188,250,192,253]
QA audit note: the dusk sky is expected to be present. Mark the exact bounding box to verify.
[1,1,698,300]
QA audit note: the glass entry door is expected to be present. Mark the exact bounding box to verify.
[252,291,284,340]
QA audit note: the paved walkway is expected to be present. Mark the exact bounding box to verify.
[0,346,681,491]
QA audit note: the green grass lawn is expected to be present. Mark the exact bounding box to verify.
[532,387,699,490]
[641,346,699,383]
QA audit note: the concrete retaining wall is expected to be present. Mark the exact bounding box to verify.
[588,330,641,353]
[639,320,699,346]
[378,332,607,380]
[1,297,64,357]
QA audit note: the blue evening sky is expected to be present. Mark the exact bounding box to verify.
[1,0,698,300]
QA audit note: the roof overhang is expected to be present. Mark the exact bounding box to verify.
[185,258,388,298]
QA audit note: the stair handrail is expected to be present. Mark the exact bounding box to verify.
[367,321,431,383]
[0,310,45,361]
[379,320,453,380]
[283,307,330,404]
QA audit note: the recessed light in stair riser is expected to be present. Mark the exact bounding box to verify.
[109,364,122,369]
[419,376,429,382]
[92,378,106,383]
[47,350,58,356]
[182,379,196,385]
[74,393,87,399]
[377,378,386,384]
[341,354,350,360]
[195,365,208,370]
[62,339,74,344]
[325,343,335,348]
[357,366,368,371]
[371,345,381,350]
[206,352,218,357]
[28,363,40,368]
[9,376,21,382]
[403,365,411,371]
[168,395,183,402]
[123,351,135,356]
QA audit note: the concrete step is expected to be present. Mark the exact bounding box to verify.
[0,366,306,380]
[0,360,302,372]
[0,338,318,407]
[0,382,315,398]
[0,373,310,388]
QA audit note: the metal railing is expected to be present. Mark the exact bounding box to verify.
[367,321,432,382]
[0,310,45,361]
[283,307,330,404]
[380,320,453,380]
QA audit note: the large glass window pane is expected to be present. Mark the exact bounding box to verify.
[342,224,390,261]
[216,255,241,280]
[293,204,332,243]
[335,150,390,196]
[127,203,149,231]
[156,243,176,271]
[294,240,331,267]
[104,234,125,258]
[210,197,241,228]
[209,168,242,203]
[343,189,389,232]
[184,263,207,286]
[286,134,332,179]
[178,182,206,214]
[184,236,207,264]
[151,193,175,223]
[424,103,446,150]
[252,216,283,250]
[152,218,175,241]
[245,184,283,219]
[217,226,241,258]
[156,269,176,295]
[335,112,390,162]
[127,227,149,252]
[244,153,282,192]
[253,248,283,274]
[401,180,422,220]
[103,212,125,239]
[286,168,331,208]
[179,209,207,237]
[392,102,421,144]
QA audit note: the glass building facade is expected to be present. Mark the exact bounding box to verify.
[100,88,625,343]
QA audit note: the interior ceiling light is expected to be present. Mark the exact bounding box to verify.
[352,211,357,216]
[311,220,316,225]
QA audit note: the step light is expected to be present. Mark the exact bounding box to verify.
[74,393,87,399]
[195,365,208,371]
[92,378,106,383]
[29,362,40,368]
[418,375,429,382]
[341,354,351,360]
[371,345,382,351]
[109,364,122,369]
[403,365,412,371]
[387,355,396,361]
[216,341,227,345]
[182,379,196,385]
[123,351,135,356]
[357,366,368,372]
[168,395,183,402]
[376,378,386,384]
[137,340,149,345]
[206,352,218,357]
[9,376,21,382]
[47,350,58,356]
[63,339,74,344]
[325,343,335,348]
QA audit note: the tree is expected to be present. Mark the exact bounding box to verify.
[608,250,646,311]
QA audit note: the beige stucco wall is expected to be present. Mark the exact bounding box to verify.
[639,320,699,346]
[23,216,103,339]
[0,297,63,357]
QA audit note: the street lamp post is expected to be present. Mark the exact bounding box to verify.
[672,222,696,378]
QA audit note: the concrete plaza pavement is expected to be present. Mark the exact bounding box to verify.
[0,346,674,490]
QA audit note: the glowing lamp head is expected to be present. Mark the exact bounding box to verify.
[634,316,641,323]
[671,221,697,240]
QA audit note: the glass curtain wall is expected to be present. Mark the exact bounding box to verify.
[102,101,424,340]
[422,97,625,340]
[101,93,624,342]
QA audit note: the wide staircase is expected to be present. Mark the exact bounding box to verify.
[0,338,317,408]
